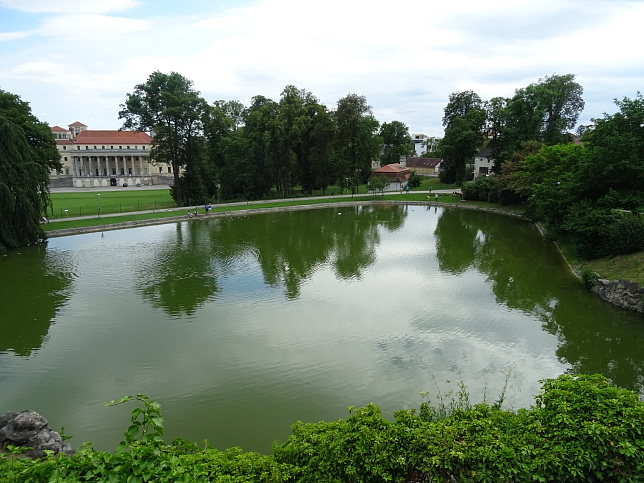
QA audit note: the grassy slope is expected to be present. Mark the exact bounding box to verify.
[585,252,644,286]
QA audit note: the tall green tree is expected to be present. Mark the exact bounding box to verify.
[0,90,60,249]
[539,74,585,145]
[580,93,644,213]
[334,94,381,190]
[439,90,486,185]
[274,85,311,197]
[379,120,413,165]
[119,71,206,205]
[484,96,508,171]
[303,102,335,194]
[0,117,51,248]
[0,89,60,171]
[243,95,280,199]
[498,74,584,163]
[203,100,246,200]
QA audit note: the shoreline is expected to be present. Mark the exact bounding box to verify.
[43,199,643,314]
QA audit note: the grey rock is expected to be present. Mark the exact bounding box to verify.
[0,410,47,444]
[25,428,74,458]
[0,410,74,459]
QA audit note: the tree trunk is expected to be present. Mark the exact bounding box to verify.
[172,164,182,205]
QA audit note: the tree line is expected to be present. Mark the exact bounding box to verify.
[118,72,415,206]
[438,74,585,185]
[2,71,642,254]
[436,73,643,261]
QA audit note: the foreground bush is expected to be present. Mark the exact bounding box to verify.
[1,374,643,482]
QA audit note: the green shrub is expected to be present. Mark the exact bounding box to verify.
[461,181,477,201]
[408,171,422,188]
[581,266,599,288]
[2,375,643,482]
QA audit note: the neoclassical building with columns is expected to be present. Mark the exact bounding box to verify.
[49,122,175,188]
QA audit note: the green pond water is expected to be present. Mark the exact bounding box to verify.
[1,204,642,453]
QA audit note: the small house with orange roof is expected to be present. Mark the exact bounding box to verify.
[367,163,411,191]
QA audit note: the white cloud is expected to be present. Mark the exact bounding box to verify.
[0,0,140,14]
[0,31,29,41]
[0,0,642,135]
[37,14,149,41]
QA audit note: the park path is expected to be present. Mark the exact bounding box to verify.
[47,186,460,223]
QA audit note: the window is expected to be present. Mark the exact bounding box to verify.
[77,146,80,150]
[168,166,172,173]
[85,146,89,150]
[111,146,113,149]
[158,167,162,173]
[127,146,130,149]
[64,157,68,161]
[119,146,122,149]
[94,146,97,149]
[102,146,105,149]
[63,146,66,150]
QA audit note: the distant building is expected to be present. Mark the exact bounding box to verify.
[404,157,442,176]
[368,163,411,191]
[49,122,174,188]
[411,134,441,157]
[473,147,494,178]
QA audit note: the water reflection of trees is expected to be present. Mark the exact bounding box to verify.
[136,223,220,317]
[333,205,406,281]
[136,205,408,312]
[0,244,73,355]
[205,205,408,299]
[434,207,644,396]
[548,290,644,396]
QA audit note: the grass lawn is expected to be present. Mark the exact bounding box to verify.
[585,252,644,286]
[49,189,176,219]
[43,192,464,232]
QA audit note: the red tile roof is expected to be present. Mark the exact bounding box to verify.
[405,157,441,169]
[74,130,152,145]
[50,125,67,132]
[373,163,410,174]
[68,121,87,127]
[370,163,411,183]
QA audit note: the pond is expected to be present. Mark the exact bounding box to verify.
[1,204,642,454]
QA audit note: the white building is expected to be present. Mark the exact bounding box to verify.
[411,134,441,157]
[50,122,174,188]
[473,147,494,178]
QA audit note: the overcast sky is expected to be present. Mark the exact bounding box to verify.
[1,0,642,137]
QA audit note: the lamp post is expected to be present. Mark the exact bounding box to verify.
[355,168,359,195]
[97,193,101,217]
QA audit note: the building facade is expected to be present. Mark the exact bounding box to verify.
[368,163,411,191]
[473,147,494,178]
[49,122,175,188]
[403,157,442,176]
[411,134,441,157]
